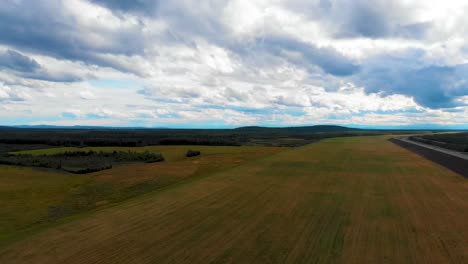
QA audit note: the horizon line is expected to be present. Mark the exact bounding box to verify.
[1,124,468,131]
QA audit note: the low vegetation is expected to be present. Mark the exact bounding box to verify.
[186,149,201,157]
[0,126,437,148]
[409,132,468,152]
[0,150,164,174]
[0,145,283,247]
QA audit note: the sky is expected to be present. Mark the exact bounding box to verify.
[1,0,468,128]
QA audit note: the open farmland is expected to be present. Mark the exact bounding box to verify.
[0,145,283,247]
[0,136,466,263]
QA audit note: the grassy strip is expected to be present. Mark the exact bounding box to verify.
[0,145,285,249]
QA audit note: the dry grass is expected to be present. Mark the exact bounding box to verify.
[0,136,467,263]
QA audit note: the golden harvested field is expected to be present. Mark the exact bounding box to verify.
[1,136,467,263]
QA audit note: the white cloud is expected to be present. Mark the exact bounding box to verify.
[0,82,30,102]
[79,90,96,100]
[0,0,467,127]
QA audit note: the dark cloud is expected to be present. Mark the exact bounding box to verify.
[157,2,229,47]
[341,0,391,38]
[0,49,82,82]
[21,71,83,83]
[91,0,159,15]
[334,0,429,39]
[93,0,227,42]
[287,0,431,40]
[0,50,40,72]
[261,36,360,76]
[0,1,225,77]
[0,1,145,74]
[358,51,468,108]
[319,0,332,10]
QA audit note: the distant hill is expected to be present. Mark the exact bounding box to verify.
[0,126,18,130]
[0,124,464,131]
[234,125,360,134]
[1,125,359,132]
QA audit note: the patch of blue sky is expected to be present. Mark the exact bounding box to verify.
[281,108,306,117]
[61,112,78,119]
[86,113,108,119]
[326,114,349,120]
[0,116,65,126]
[150,98,187,104]
[353,108,425,117]
[158,113,181,119]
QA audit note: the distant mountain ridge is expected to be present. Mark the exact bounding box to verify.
[3,124,461,131]
[234,125,360,133]
[1,125,359,132]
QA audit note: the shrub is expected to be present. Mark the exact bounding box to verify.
[0,150,164,174]
[186,150,201,157]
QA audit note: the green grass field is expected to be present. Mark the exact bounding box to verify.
[0,137,467,263]
[0,145,283,247]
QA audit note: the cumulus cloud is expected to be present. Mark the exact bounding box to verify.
[0,49,82,82]
[358,49,468,108]
[79,90,97,100]
[0,0,146,73]
[286,0,431,39]
[0,50,40,72]
[260,36,360,76]
[0,0,468,127]
[332,0,428,39]
[0,83,30,102]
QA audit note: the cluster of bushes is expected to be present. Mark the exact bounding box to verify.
[409,135,468,152]
[112,150,165,163]
[186,150,201,157]
[60,150,165,163]
[62,165,113,174]
[0,150,164,174]
[0,155,66,169]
